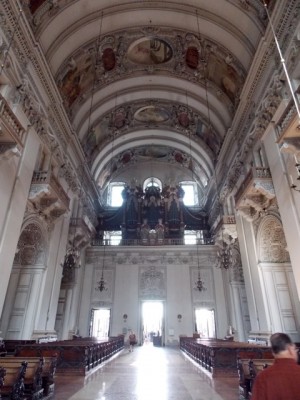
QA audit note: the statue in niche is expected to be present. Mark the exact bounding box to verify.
[140,219,150,243]
[155,218,165,243]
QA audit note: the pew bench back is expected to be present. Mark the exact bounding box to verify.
[0,359,27,399]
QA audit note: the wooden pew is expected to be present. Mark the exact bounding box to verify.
[0,359,27,400]
[237,358,252,399]
[41,355,57,396]
[1,356,44,400]
[3,340,36,355]
[15,336,124,376]
[238,358,274,399]
[0,339,7,357]
[0,366,5,390]
[180,337,273,377]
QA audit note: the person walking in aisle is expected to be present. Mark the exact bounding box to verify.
[129,330,137,352]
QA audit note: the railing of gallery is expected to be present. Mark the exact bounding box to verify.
[91,237,214,247]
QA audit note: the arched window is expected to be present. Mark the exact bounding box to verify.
[180,181,198,206]
[107,182,126,207]
[143,177,162,191]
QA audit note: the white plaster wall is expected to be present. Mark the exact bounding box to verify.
[34,215,70,333]
[236,215,270,332]
[263,127,300,300]
[165,262,194,345]
[112,262,139,338]
[259,263,300,342]
[0,128,40,316]
[77,246,230,345]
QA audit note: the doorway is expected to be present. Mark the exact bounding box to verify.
[90,308,111,339]
[141,301,164,346]
[195,308,216,338]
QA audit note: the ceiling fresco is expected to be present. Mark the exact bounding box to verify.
[55,28,245,115]
[21,0,274,204]
[81,100,221,169]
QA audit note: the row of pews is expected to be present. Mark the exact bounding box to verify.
[0,335,125,399]
[180,337,273,378]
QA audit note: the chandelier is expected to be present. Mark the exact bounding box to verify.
[194,242,206,291]
[96,244,107,292]
[215,239,232,270]
[61,244,80,271]
[61,177,83,272]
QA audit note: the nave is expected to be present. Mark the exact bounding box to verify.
[53,344,239,400]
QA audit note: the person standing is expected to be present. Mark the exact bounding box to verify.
[251,332,300,400]
[128,330,137,352]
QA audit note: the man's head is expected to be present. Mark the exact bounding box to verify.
[270,332,298,362]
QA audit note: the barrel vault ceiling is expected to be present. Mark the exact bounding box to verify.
[21,0,273,207]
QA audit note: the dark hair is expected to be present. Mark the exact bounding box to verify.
[270,333,293,354]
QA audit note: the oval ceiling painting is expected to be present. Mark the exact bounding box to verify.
[134,106,169,123]
[102,48,116,71]
[128,38,173,65]
[185,46,199,69]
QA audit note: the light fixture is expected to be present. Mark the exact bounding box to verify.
[215,235,232,270]
[177,314,182,322]
[61,169,83,272]
[123,314,128,322]
[194,242,206,291]
[96,244,107,292]
[61,244,81,271]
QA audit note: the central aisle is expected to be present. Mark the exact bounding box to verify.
[53,343,239,400]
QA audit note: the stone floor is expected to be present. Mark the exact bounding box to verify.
[53,343,240,400]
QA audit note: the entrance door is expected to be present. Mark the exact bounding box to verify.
[90,308,111,339]
[141,301,164,346]
[195,308,216,338]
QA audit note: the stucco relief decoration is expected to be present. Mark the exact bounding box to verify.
[230,243,245,283]
[14,223,45,266]
[139,265,165,299]
[56,27,244,120]
[127,38,173,65]
[81,95,220,167]
[258,217,290,263]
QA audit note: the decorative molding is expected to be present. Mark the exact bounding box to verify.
[257,215,290,263]
[139,265,166,299]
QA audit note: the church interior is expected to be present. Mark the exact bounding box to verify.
[1,0,300,398]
